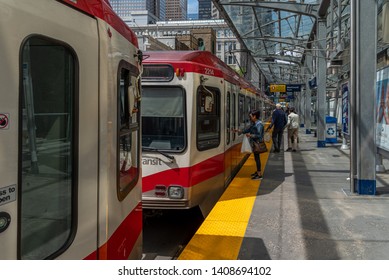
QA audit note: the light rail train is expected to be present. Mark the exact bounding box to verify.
[141,51,273,216]
[0,0,143,259]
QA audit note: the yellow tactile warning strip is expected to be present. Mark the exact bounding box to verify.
[178,129,272,260]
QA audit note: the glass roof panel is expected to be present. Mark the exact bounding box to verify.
[216,0,320,84]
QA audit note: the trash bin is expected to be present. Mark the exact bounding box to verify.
[325,116,337,143]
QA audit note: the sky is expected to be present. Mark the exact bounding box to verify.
[188,0,198,14]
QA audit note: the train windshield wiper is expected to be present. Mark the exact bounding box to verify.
[142,146,175,161]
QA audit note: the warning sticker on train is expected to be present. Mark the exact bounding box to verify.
[0,113,9,129]
[0,185,16,206]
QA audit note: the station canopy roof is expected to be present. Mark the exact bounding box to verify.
[213,0,331,85]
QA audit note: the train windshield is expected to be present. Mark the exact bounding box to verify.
[141,86,186,151]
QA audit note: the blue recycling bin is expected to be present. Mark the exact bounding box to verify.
[325,116,337,143]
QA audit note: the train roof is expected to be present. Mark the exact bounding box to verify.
[143,50,257,91]
[144,50,223,63]
[59,0,138,48]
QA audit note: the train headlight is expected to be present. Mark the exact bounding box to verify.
[168,186,184,199]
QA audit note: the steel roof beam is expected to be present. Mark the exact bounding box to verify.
[257,61,300,68]
[254,55,302,65]
[318,0,331,18]
[217,0,319,18]
[241,36,306,46]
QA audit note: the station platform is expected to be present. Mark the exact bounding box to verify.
[178,127,389,260]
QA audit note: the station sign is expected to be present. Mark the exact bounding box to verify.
[269,84,286,93]
[286,84,301,92]
[269,84,302,93]
[309,77,317,89]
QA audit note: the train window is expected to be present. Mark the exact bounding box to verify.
[142,65,174,82]
[141,86,186,151]
[226,92,231,145]
[19,36,77,259]
[196,86,220,150]
[245,96,251,126]
[232,92,236,141]
[238,94,245,129]
[118,66,140,201]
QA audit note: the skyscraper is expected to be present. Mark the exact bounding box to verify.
[165,0,187,20]
[110,0,166,21]
[198,0,211,20]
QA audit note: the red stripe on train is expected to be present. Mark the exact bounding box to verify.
[59,0,138,48]
[84,202,142,260]
[143,153,225,193]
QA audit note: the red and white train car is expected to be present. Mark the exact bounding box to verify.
[141,51,268,216]
[0,0,142,259]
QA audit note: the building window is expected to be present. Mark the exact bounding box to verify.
[198,38,205,50]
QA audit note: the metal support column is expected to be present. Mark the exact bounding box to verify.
[333,89,338,118]
[261,73,266,122]
[317,18,327,147]
[300,90,305,127]
[350,0,377,194]
[305,53,312,134]
[300,90,304,125]
[340,81,350,150]
[376,153,385,172]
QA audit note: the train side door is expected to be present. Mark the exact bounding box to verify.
[0,1,99,259]
[224,87,233,184]
[231,87,239,172]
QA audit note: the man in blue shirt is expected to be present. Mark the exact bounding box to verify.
[266,103,287,153]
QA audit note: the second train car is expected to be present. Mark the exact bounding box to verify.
[140,50,270,217]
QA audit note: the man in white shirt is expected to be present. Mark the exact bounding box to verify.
[286,107,299,152]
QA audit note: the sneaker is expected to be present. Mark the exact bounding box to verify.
[251,172,257,177]
[251,174,263,180]
[292,149,297,152]
[286,148,292,151]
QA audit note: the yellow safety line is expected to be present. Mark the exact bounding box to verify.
[178,131,272,260]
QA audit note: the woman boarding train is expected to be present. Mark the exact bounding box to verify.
[236,109,265,180]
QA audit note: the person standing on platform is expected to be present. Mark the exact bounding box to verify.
[285,104,291,116]
[266,103,287,153]
[286,107,299,152]
[235,109,264,180]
